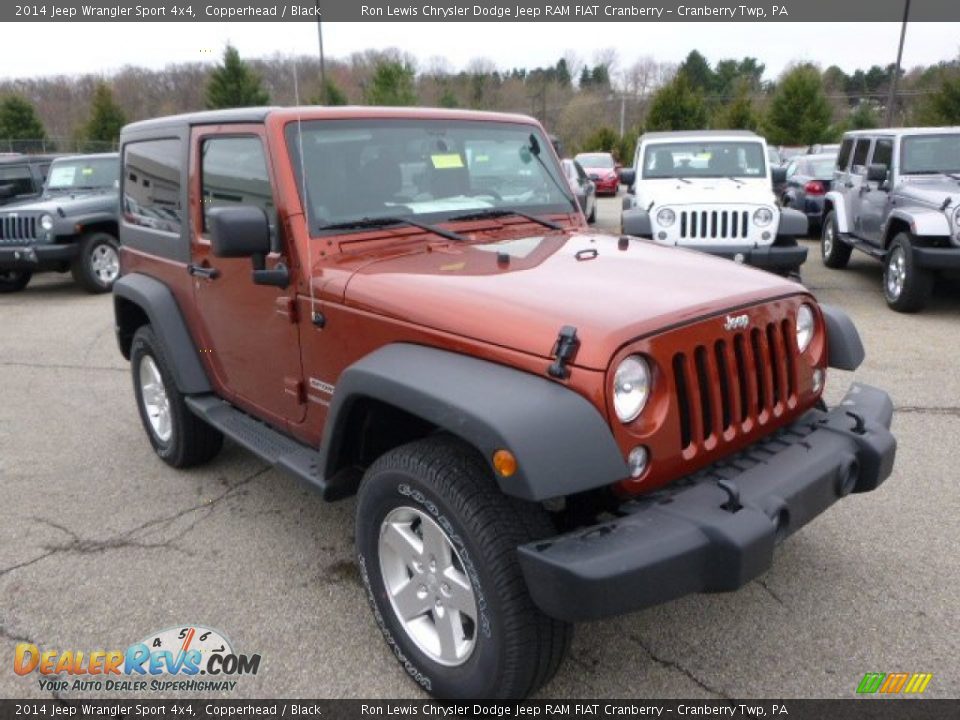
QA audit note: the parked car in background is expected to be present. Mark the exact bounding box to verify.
[561,158,596,223]
[0,153,120,293]
[778,146,806,164]
[574,151,620,195]
[620,130,808,277]
[808,143,840,155]
[780,153,838,234]
[0,154,60,207]
[767,145,784,168]
[822,127,960,312]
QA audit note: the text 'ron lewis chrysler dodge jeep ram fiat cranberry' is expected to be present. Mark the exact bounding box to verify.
[111,107,897,699]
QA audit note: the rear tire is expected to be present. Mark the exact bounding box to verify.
[356,435,572,699]
[884,233,933,313]
[71,232,120,293]
[0,270,31,293]
[130,325,223,468]
[821,211,852,269]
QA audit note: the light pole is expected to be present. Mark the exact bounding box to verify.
[885,0,911,126]
[315,0,327,104]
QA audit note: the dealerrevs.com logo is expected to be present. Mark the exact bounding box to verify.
[14,625,261,693]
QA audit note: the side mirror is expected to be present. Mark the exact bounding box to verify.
[771,167,787,184]
[866,163,888,184]
[619,168,636,186]
[208,205,289,288]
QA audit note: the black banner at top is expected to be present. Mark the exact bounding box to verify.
[2,0,959,23]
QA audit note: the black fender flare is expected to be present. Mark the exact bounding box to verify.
[112,273,211,394]
[777,206,808,238]
[621,207,653,238]
[320,344,628,502]
[820,304,865,371]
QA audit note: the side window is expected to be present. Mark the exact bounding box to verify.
[201,136,276,235]
[836,138,854,170]
[786,161,798,178]
[123,139,183,234]
[872,138,893,169]
[851,139,872,172]
[0,164,35,195]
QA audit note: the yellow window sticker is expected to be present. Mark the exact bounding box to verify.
[431,153,464,169]
[81,167,94,175]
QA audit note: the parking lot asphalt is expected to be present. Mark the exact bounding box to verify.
[2,193,959,700]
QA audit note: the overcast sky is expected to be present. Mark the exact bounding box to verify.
[3,22,958,81]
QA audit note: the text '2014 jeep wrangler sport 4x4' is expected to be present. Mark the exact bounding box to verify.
[822,127,960,312]
[621,131,809,278]
[113,108,897,699]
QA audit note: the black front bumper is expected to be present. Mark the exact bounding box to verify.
[518,383,896,622]
[692,244,808,271]
[0,243,77,270]
[912,246,960,270]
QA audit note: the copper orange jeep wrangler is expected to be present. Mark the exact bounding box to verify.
[113,108,897,699]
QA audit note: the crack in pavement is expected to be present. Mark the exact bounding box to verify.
[757,579,786,607]
[896,405,960,418]
[0,465,271,581]
[628,634,731,699]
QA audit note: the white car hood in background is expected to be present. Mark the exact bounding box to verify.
[635,178,775,209]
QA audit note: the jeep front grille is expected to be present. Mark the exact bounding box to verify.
[0,215,38,242]
[672,320,797,452]
[678,209,750,240]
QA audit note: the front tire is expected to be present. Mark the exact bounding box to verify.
[821,211,852,269]
[130,325,223,467]
[884,233,933,313]
[356,435,571,699]
[0,270,31,293]
[71,231,120,293]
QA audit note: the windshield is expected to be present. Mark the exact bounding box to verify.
[575,153,615,169]
[642,141,767,179]
[285,119,574,231]
[900,134,960,175]
[808,159,836,178]
[46,157,119,190]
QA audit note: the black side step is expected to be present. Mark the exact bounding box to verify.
[838,233,885,259]
[185,395,327,494]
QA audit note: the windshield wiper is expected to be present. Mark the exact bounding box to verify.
[448,208,563,231]
[674,177,692,184]
[725,176,745,186]
[318,216,466,243]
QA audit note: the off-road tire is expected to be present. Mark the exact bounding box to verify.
[71,231,120,293]
[884,233,933,313]
[821,211,852,269]
[130,325,223,468]
[355,435,572,699]
[0,270,31,293]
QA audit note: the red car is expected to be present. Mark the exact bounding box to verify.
[574,151,621,195]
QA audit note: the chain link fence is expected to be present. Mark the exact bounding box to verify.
[0,138,117,155]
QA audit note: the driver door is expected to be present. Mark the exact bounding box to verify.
[846,137,873,238]
[860,137,893,246]
[189,125,305,426]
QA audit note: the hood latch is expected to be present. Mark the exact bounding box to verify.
[547,326,579,380]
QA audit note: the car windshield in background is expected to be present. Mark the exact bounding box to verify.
[643,142,767,179]
[575,153,615,169]
[47,157,118,190]
[809,159,837,177]
[900,134,960,175]
[285,119,573,230]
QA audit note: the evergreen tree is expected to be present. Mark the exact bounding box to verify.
[555,58,572,89]
[581,126,619,153]
[712,81,759,131]
[590,65,610,88]
[578,66,591,89]
[365,61,417,106]
[206,44,270,109]
[847,102,880,130]
[645,73,709,131]
[764,65,832,145]
[0,95,46,141]
[439,88,459,108]
[83,83,126,145]
[678,50,716,93]
[918,72,960,124]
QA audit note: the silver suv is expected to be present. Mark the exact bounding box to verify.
[822,127,960,312]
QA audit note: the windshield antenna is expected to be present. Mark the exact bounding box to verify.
[293,59,323,327]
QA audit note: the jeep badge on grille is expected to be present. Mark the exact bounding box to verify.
[724,314,750,331]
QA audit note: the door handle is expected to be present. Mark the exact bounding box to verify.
[188,263,220,280]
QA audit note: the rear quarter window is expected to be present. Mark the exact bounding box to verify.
[123,138,183,234]
[851,139,872,171]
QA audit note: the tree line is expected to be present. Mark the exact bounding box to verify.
[1,45,959,159]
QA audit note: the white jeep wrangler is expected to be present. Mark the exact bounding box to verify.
[621,130,808,276]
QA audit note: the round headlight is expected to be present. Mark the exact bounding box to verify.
[656,208,676,227]
[753,208,774,227]
[796,304,815,353]
[39,214,54,231]
[613,355,651,423]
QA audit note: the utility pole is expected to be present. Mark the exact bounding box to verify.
[619,96,626,138]
[315,0,327,104]
[885,0,910,127]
